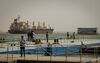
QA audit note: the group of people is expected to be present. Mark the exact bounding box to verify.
[67,32,75,40]
[19,31,76,57]
[27,31,35,41]
[19,31,49,57]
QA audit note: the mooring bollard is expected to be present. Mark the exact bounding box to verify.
[10,43,16,60]
[7,44,9,61]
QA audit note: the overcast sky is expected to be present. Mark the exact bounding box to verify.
[0,0,100,33]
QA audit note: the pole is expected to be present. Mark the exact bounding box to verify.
[80,43,82,63]
[24,46,25,60]
[66,33,68,62]
[12,44,13,60]
[37,45,38,61]
[7,44,9,61]
[50,44,52,62]
[96,47,98,63]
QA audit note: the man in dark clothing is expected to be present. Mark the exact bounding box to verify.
[72,32,75,40]
[30,31,33,39]
[20,36,25,57]
[27,31,35,41]
[30,31,35,41]
[67,32,70,39]
[46,32,48,43]
[27,32,30,41]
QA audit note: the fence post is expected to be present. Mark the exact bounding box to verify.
[66,38,68,62]
[50,44,52,62]
[11,44,13,60]
[96,47,98,63]
[24,45,25,60]
[36,45,38,61]
[80,43,82,63]
[7,44,9,61]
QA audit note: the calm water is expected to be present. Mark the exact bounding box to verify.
[0,33,67,41]
[0,33,100,41]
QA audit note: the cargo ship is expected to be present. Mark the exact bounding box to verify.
[8,16,54,34]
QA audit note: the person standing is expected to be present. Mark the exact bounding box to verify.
[72,32,75,40]
[27,31,30,41]
[67,32,70,39]
[46,32,48,43]
[30,31,35,41]
[20,36,26,57]
[32,31,35,41]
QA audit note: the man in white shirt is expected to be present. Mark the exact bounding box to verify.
[20,36,25,57]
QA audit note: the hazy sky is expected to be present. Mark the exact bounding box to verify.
[0,0,100,33]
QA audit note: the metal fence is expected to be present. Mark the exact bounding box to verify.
[0,39,100,63]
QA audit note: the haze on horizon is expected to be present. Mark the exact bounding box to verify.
[0,0,100,33]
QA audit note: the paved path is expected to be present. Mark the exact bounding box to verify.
[0,54,79,62]
[0,54,99,63]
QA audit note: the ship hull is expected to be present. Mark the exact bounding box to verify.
[8,29,54,34]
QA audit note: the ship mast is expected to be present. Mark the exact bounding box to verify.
[43,22,47,29]
[32,21,36,29]
[37,21,42,29]
[26,20,29,28]
[33,21,35,26]
[17,15,20,21]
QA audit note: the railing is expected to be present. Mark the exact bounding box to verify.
[0,39,100,63]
